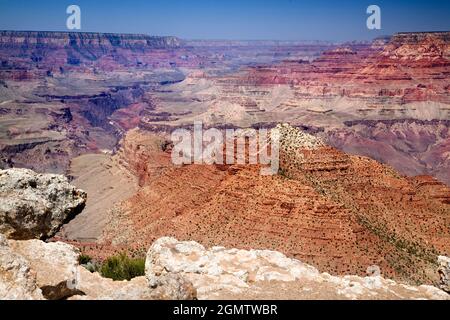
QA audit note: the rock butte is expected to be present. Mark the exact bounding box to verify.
[72,124,449,287]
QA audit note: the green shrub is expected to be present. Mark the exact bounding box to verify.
[100,253,145,281]
[84,262,100,273]
[78,254,92,265]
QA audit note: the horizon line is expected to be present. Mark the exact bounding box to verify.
[1,29,449,43]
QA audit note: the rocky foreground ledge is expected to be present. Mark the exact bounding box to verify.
[1,235,449,300]
[0,233,197,300]
[146,238,450,300]
[0,168,449,300]
[0,168,86,240]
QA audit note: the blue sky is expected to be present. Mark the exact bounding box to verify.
[0,0,448,41]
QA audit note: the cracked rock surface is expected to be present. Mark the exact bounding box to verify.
[0,168,87,240]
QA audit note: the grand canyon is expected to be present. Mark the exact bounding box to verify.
[0,28,449,300]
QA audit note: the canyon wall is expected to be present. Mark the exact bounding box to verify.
[137,31,450,184]
[0,31,183,49]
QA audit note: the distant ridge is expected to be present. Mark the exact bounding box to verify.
[396,31,450,34]
[390,31,450,44]
[0,30,183,49]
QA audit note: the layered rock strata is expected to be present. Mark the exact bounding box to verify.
[97,125,450,286]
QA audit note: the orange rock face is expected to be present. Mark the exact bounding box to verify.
[88,127,449,285]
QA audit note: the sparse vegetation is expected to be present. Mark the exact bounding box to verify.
[100,253,145,281]
[78,254,92,265]
[278,168,291,179]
